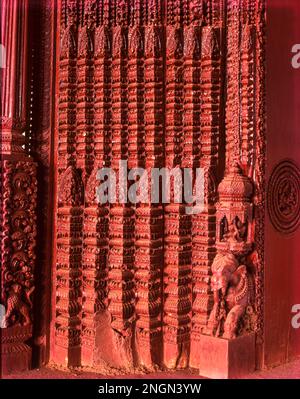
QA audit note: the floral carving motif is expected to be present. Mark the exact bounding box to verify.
[1,161,37,328]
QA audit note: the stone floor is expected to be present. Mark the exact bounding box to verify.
[2,358,300,379]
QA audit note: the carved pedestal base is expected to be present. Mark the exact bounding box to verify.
[0,325,32,375]
[52,344,81,367]
[135,331,162,369]
[198,333,255,379]
[189,333,201,368]
[163,339,190,370]
[93,311,134,370]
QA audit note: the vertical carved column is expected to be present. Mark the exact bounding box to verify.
[82,170,109,365]
[54,0,83,366]
[80,4,111,366]
[76,0,95,177]
[134,2,164,368]
[55,167,83,366]
[106,1,135,368]
[57,0,78,171]
[253,0,266,369]
[225,0,241,167]
[78,0,100,366]
[163,2,191,369]
[198,0,266,379]
[127,2,147,364]
[0,0,37,374]
[0,0,27,155]
[190,25,222,367]
[182,4,202,370]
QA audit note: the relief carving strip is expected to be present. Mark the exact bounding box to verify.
[190,23,222,367]
[182,12,202,369]
[80,3,112,367]
[253,0,266,367]
[106,1,135,368]
[55,0,83,366]
[134,1,164,368]
[0,161,37,370]
[79,0,100,366]
[163,1,192,369]
[76,0,96,177]
[0,0,37,374]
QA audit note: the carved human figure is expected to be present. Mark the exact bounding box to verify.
[4,283,33,326]
[207,253,251,339]
[223,217,248,243]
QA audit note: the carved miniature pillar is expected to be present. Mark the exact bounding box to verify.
[182,7,203,372]
[80,11,111,366]
[106,3,135,369]
[78,0,101,366]
[82,170,109,366]
[54,0,83,366]
[198,0,265,379]
[134,11,164,367]
[163,4,192,369]
[55,167,84,366]
[76,2,95,177]
[190,24,222,367]
[0,0,37,374]
[127,8,149,366]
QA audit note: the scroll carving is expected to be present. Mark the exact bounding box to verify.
[1,161,37,328]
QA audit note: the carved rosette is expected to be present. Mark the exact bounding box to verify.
[267,160,300,235]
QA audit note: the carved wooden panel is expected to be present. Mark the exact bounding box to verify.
[0,0,38,374]
[52,0,266,373]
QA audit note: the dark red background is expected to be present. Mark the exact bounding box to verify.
[265,0,300,367]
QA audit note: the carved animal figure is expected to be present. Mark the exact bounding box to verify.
[207,253,251,339]
[4,284,33,326]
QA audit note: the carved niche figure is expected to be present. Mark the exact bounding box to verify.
[216,163,254,256]
[58,165,84,207]
[4,283,34,327]
[206,252,253,339]
[222,216,248,243]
